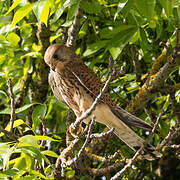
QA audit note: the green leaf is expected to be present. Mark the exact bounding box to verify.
[0,102,39,115]
[0,143,10,154]
[35,135,59,141]
[114,0,134,19]
[32,104,47,130]
[138,28,149,50]
[68,1,79,20]
[159,120,169,137]
[83,40,108,57]
[6,32,20,46]
[32,0,46,21]
[4,0,22,15]
[21,146,43,165]
[13,157,26,170]
[0,90,7,97]
[14,176,37,180]
[79,21,88,39]
[100,25,136,39]
[30,170,48,180]
[0,119,24,137]
[18,135,39,148]
[81,0,102,14]
[135,0,156,21]
[9,3,32,31]
[42,150,58,158]
[0,168,19,178]
[40,0,51,26]
[108,26,137,59]
[159,0,173,17]
[66,169,75,179]
[50,0,66,23]
[2,146,15,169]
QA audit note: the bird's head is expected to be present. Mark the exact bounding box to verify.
[44,44,76,70]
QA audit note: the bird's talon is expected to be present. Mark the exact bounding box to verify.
[69,123,83,138]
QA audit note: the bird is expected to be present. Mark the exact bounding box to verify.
[44,43,162,160]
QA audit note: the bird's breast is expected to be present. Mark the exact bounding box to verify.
[54,70,93,117]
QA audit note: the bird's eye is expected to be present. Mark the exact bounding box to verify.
[53,54,58,59]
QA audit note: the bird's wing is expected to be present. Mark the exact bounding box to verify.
[110,106,153,131]
[67,59,153,131]
[67,59,115,106]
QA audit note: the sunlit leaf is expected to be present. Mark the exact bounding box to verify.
[0,119,25,137]
[159,0,173,17]
[108,26,137,59]
[40,0,51,26]
[30,170,48,180]
[42,150,58,158]
[114,0,134,19]
[0,102,39,115]
[5,0,23,15]
[35,135,59,141]
[6,32,20,46]
[0,168,19,178]
[9,3,32,31]
[13,157,26,170]
[18,135,39,148]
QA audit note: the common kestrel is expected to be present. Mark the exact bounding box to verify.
[44,44,161,160]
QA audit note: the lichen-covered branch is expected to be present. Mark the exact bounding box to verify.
[35,22,50,102]
[66,4,82,47]
[130,44,142,82]
[127,46,180,115]
[7,79,15,132]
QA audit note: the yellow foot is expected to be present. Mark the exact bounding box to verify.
[69,123,83,138]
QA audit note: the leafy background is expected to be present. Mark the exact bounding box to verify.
[0,0,180,179]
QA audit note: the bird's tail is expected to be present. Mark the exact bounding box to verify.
[93,104,162,160]
[110,106,153,131]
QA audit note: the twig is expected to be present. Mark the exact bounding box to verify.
[65,116,96,167]
[0,129,18,141]
[89,160,125,176]
[89,127,114,139]
[169,144,180,149]
[110,147,143,180]
[7,79,16,133]
[86,149,121,163]
[158,127,180,150]
[110,108,163,180]
[57,116,96,177]
[169,92,180,124]
[38,116,47,147]
[57,138,80,177]
[130,44,142,82]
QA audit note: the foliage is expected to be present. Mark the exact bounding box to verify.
[0,0,180,179]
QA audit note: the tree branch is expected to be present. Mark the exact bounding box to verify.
[127,42,180,115]
[7,79,16,133]
[66,4,82,48]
